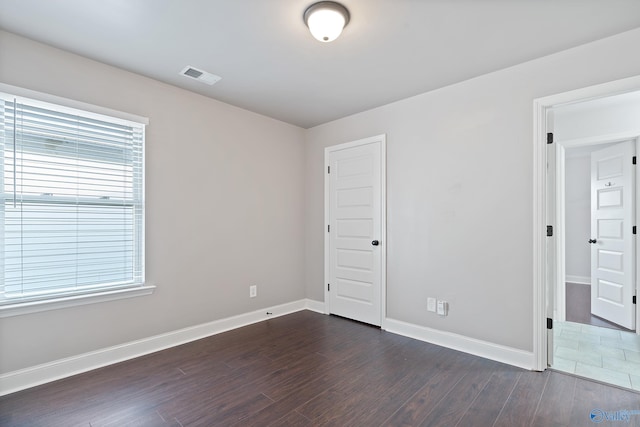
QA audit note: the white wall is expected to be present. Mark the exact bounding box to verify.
[305,28,640,352]
[564,152,591,282]
[555,91,640,141]
[0,31,306,374]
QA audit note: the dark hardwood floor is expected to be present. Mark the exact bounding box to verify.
[566,282,635,332]
[1,310,639,426]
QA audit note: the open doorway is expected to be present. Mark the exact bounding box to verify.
[547,90,640,389]
[563,140,636,333]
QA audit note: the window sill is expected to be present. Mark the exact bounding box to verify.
[0,285,156,318]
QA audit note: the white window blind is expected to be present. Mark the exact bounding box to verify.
[0,93,145,305]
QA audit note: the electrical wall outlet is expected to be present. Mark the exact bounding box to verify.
[427,297,436,312]
[249,285,257,298]
[437,300,448,316]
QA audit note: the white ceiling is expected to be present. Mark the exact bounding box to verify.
[1,0,640,128]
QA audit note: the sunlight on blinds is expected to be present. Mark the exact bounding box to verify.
[0,94,144,304]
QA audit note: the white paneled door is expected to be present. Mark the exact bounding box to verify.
[590,140,636,330]
[325,135,385,326]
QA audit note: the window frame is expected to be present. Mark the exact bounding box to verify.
[0,83,153,317]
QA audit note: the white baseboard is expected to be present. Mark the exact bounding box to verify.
[1,300,534,396]
[0,299,320,396]
[385,318,534,370]
[305,299,326,314]
[566,275,590,285]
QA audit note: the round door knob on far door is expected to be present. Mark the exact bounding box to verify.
[371,240,380,246]
[588,239,597,244]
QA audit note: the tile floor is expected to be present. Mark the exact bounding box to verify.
[553,321,640,390]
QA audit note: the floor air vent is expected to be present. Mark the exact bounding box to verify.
[179,66,221,85]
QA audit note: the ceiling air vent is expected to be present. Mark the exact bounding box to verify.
[179,66,221,85]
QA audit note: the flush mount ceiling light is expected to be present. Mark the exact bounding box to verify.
[303,1,350,43]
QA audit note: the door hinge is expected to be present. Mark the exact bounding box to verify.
[328,166,330,173]
[634,156,637,165]
[328,224,330,232]
[633,295,636,305]
[547,133,554,144]
[634,226,637,235]
[547,318,553,330]
[327,283,330,292]
[547,225,553,237]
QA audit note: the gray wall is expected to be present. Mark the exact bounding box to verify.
[0,31,306,374]
[304,28,640,352]
[555,91,640,141]
[564,153,591,282]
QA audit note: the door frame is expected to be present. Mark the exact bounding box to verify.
[555,135,640,325]
[324,134,387,329]
[533,75,640,371]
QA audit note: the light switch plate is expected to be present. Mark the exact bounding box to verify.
[427,297,436,312]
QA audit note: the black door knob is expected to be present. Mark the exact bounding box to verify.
[371,240,380,246]
[588,239,597,244]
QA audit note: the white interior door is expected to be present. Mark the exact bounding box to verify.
[325,135,385,326]
[590,140,635,330]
